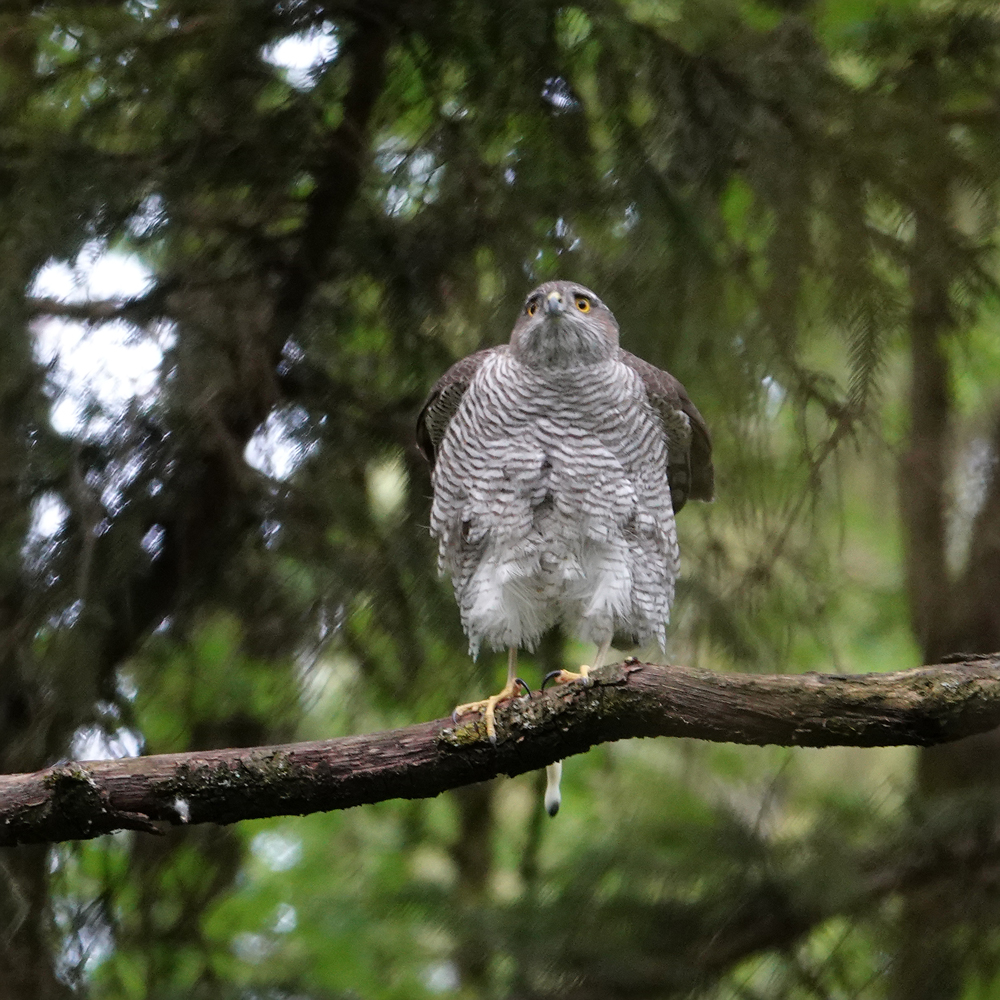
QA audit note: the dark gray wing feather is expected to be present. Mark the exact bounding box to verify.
[416,347,500,466]
[619,349,714,512]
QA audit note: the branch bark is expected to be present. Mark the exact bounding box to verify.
[2,656,1000,847]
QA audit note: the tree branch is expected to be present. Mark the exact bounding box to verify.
[26,288,171,325]
[2,656,1000,847]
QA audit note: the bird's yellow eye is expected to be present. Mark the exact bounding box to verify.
[576,297,591,313]
[527,301,538,316]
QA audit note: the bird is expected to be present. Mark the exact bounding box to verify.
[417,280,713,814]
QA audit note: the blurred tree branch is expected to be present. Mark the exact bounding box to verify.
[507,780,1000,1000]
[26,291,171,325]
[274,18,392,325]
[2,655,1000,847]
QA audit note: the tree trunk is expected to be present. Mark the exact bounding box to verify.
[891,53,1000,998]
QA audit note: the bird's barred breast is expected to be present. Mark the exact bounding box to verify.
[431,352,678,653]
[434,353,667,493]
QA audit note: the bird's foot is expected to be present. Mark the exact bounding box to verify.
[541,664,592,690]
[452,678,531,744]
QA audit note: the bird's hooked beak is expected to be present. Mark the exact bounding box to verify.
[544,290,566,317]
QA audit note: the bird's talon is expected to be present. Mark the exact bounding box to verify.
[541,668,591,689]
[452,676,526,744]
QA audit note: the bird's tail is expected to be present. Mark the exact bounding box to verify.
[544,761,562,816]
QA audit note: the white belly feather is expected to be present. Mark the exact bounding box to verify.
[431,352,679,656]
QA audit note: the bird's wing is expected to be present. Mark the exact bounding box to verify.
[619,349,714,512]
[416,347,501,466]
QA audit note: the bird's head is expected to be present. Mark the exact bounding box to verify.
[509,281,619,367]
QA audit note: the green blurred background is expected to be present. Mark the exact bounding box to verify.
[3,0,1000,996]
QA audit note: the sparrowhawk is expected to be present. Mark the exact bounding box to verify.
[417,280,713,813]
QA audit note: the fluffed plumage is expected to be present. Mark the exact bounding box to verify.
[418,281,713,659]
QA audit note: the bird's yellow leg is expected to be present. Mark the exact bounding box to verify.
[453,647,528,744]
[542,637,612,688]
